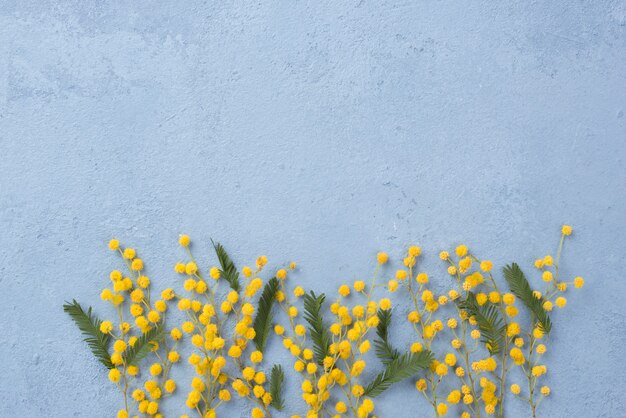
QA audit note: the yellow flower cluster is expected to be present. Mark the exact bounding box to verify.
[172,235,281,418]
[67,225,584,418]
[385,225,583,418]
[102,240,177,418]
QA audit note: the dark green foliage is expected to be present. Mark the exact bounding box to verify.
[253,277,280,352]
[373,308,400,365]
[303,291,331,364]
[63,300,113,369]
[211,240,241,291]
[124,324,164,366]
[503,263,552,334]
[363,350,434,397]
[458,292,507,355]
[269,364,285,410]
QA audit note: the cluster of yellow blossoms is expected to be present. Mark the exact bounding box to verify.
[67,225,583,418]
[271,252,393,418]
[102,241,178,418]
[385,225,582,418]
[170,235,280,418]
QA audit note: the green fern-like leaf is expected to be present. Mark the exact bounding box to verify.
[458,292,506,355]
[363,350,433,397]
[303,291,331,364]
[269,364,285,410]
[211,240,241,291]
[253,277,280,352]
[63,300,113,369]
[503,263,552,334]
[124,324,164,366]
[373,308,400,364]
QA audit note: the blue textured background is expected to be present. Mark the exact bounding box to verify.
[1,1,625,417]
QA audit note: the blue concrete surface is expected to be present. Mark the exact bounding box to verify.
[1,1,625,417]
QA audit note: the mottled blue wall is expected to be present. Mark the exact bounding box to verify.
[1,1,625,417]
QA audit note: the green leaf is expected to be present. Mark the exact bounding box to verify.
[63,299,113,369]
[269,364,285,411]
[458,292,506,355]
[363,350,433,397]
[373,308,400,364]
[211,240,241,291]
[503,263,552,334]
[253,277,280,352]
[124,324,164,366]
[303,291,331,364]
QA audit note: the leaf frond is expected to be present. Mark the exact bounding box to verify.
[303,291,331,364]
[253,277,280,352]
[211,240,241,291]
[363,350,433,397]
[124,324,164,366]
[503,263,552,334]
[63,300,113,369]
[458,292,506,355]
[373,308,400,364]
[269,364,285,410]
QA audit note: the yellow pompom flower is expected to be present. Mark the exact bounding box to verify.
[185,262,198,275]
[108,239,120,251]
[542,271,553,282]
[561,225,572,236]
[543,255,553,266]
[377,252,389,264]
[179,234,190,247]
[164,379,176,393]
[506,306,518,317]
[338,285,350,297]
[150,363,163,376]
[354,281,365,292]
[209,267,220,279]
[555,297,567,308]
[113,340,127,353]
[276,269,287,280]
[447,390,461,404]
[243,303,255,315]
[295,324,306,336]
[100,321,113,334]
[228,345,242,358]
[123,248,136,259]
[455,245,468,257]
[439,251,449,260]
[250,351,263,363]
[541,386,551,396]
[436,403,448,415]
[335,401,348,413]
[435,363,448,376]
[379,298,392,310]
[108,368,121,383]
[510,384,521,394]
[416,379,427,391]
[503,293,515,305]
[131,258,144,271]
[416,272,429,284]
[574,276,584,288]
[219,389,231,401]
[480,260,493,272]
